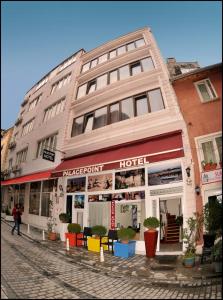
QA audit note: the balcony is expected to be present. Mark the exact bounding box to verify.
[15,117,23,126]
[8,141,16,150]
[12,165,21,173]
[21,98,28,107]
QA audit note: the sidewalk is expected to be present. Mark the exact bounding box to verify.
[3,219,222,287]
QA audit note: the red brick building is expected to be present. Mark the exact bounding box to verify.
[171,63,222,224]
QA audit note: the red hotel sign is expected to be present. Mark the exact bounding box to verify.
[111,200,116,229]
[62,156,149,176]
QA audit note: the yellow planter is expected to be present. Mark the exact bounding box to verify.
[88,237,108,252]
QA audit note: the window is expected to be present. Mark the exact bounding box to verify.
[93,107,107,129]
[84,114,94,132]
[117,45,126,55]
[8,159,13,169]
[109,70,118,84]
[59,55,76,71]
[82,62,90,73]
[127,42,136,51]
[87,80,96,94]
[121,97,134,120]
[71,116,84,137]
[109,103,120,124]
[109,49,117,59]
[97,74,108,90]
[98,53,108,64]
[16,148,28,165]
[148,89,165,112]
[195,79,217,102]
[21,119,34,137]
[36,133,57,158]
[29,181,41,215]
[135,39,145,48]
[28,95,42,112]
[41,180,55,217]
[135,95,148,116]
[51,74,71,94]
[130,62,142,76]
[91,58,98,68]
[77,84,87,99]
[43,98,66,122]
[141,57,154,72]
[119,65,130,80]
[198,134,222,168]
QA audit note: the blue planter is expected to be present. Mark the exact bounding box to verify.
[114,241,136,258]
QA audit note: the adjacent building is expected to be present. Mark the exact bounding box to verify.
[2,27,201,255]
[1,127,14,179]
[171,63,222,239]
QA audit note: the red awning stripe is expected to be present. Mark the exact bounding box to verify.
[1,170,53,186]
[53,131,183,174]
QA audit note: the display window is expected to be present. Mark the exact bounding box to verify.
[66,177,86,192]
[115,168,145,189]
[88,173,112,191]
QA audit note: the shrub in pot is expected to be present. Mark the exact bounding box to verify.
[182,212,203,268]
[211,239,222,273]
[88,225,107,252]
[59,213,70,223]
[143,217,160,258]
[114,227,136,258]
[65,223,82,247]
[92,225,107,239]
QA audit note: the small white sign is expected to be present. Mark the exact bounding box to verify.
[201,169,222,184]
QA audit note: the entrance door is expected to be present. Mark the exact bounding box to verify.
[159,196,183,253]
[66,195,72,223]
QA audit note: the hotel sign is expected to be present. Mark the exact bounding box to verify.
[62,156,149,177]
[201,169,222,184]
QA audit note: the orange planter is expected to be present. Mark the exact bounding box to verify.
[203,163,217,171]
[65,232,83,247]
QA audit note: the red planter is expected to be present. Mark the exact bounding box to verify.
[144,230,158,257]
[203,163,217,171]
[65,232,83,247]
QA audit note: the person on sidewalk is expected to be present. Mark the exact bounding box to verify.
[11,204,22,235]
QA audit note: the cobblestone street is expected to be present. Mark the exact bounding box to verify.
[1,221,222,299]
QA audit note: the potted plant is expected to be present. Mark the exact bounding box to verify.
[58,213,70,242]
[65,223,82,247]
[114,227,136,258]
[182,212,203,268]
[211,239,222,273]
[201,160,217,172]
[176,215,183,242]
[88,225,107,252]
[47,216,57,241]
[143,217,160,257]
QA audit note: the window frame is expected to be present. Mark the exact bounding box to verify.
[194,78,218,103]
[108,101,121,125]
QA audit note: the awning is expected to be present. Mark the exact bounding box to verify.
[52,130,184,176]
[1,169,53,186]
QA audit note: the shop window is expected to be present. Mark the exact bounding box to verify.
[29,181,41,215]
[88,173,113,191]
[135,95,149,116]
[66,177,86,193]
[130,62,142,76]
[109,103,120,124]
[84,114,94,132]
[93,107,107,130]
[195,78,217,102]
[148,162,182,186]
[115,168,145,189]
[71,116,84,137]
[148,88,165,112]
[121,97,134,120]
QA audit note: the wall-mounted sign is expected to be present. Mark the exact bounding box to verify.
[42,149,55,162]
[201,169,222,184]
[111,200,115,229]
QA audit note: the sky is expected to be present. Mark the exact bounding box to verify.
[1,1,222,129]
